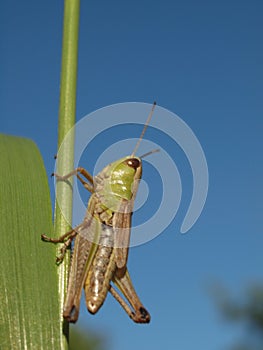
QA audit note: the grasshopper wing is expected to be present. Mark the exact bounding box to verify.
[113,199,133,269]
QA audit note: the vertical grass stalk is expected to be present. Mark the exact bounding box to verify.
[54,0,80,347]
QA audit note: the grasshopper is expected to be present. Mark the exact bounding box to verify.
[42,102,157,323]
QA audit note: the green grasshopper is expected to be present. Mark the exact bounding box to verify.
[42,102,157,323]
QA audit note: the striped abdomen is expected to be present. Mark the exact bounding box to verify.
[84,225,116,314]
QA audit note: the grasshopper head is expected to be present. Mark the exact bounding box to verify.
[108,156,142,201]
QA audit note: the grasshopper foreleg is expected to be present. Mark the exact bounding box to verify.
[53,167,94,193]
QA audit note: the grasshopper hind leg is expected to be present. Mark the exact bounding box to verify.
[109,285,150,324]
[63,305,79,323]
[110,269,151,323]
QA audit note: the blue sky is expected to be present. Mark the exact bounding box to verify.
[1,1,263,349]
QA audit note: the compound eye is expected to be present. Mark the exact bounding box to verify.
[126,158,141,169]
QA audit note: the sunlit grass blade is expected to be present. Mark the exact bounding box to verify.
[0,134,64,349]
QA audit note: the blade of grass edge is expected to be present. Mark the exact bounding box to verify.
[0,134,62,349]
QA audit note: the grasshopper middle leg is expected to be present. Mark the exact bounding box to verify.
[41,228,78,264]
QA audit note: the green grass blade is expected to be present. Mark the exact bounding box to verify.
[0,134,63,349]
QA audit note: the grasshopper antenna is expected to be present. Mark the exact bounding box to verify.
[131,101,157,157]
[140,149,160,159]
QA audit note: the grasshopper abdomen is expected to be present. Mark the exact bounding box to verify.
[84,225,116,314]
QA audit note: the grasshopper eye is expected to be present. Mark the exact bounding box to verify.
[126,158,141,169]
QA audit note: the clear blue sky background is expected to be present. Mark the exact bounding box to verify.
[1,1,262,349]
